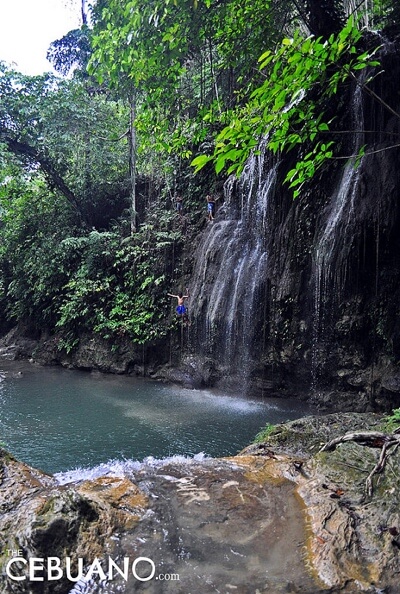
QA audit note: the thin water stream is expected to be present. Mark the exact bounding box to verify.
[0,360,314,475]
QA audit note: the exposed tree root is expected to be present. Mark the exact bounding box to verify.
[320,429,400,497]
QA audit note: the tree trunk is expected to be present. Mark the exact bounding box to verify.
[129,90,137,234]
[81,0,88,26]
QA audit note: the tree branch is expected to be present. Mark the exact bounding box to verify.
[320,431,400,498]
[365,441,398,498]
[1,133,83,219]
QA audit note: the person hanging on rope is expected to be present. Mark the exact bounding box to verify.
[168,288,190,322]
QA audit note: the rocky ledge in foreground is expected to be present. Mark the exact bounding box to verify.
[1,413,399,593]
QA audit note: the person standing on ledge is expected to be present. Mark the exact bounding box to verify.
[206,194,219,221]
[174,195,183,216]
[168,289,189,320]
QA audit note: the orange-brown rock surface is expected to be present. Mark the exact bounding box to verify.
[1,413,399,593]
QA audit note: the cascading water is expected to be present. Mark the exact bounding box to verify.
[189,141,277,391]
[311,77,366,389]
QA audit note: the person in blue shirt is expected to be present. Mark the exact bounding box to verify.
[206,195,215,221]
[206,194,220,221]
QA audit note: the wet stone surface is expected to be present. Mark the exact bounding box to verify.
[0,449,322,594]
[99,457,320,594]
[4,414,399,594]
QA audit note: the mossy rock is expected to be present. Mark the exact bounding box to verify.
[245,412,384,458]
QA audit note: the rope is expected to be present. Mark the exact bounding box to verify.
[181,317,184,354]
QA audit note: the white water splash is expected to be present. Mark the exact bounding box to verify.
[55,452,210,485]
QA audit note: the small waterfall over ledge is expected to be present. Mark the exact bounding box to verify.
[311,77,366,390]
[189,141,277,391]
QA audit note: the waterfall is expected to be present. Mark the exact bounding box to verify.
[311,78,366,389]
[189,142,277,391]
[182,37,398,402]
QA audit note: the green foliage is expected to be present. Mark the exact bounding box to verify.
[0,168,185,347]
[0,176,79,328]
[369,0,400,30]
[88,0,290,174]
[0,66,129,226]
[55,211,184,348]
[253,423,276,443]
[47,28,92,76]
[381,408,400,433]
[192,18,380,196]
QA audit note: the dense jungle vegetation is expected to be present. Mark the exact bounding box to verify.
[0,0,399,354]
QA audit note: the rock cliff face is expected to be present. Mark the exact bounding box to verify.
[182,39,400,410]
[1,413,400,594]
